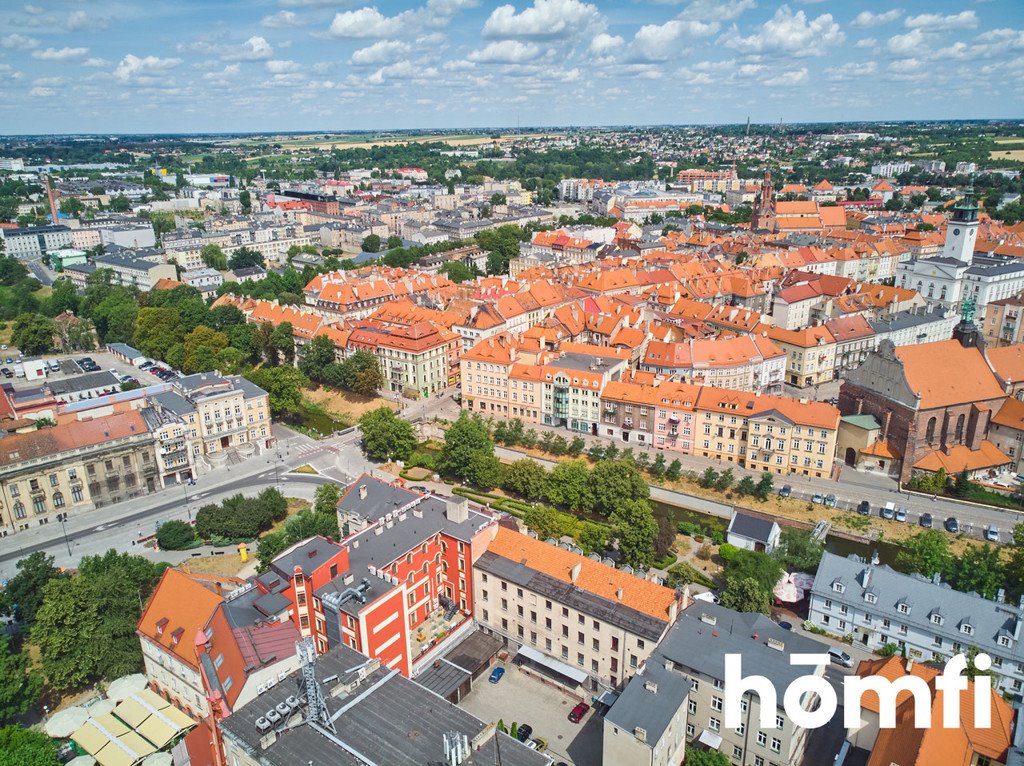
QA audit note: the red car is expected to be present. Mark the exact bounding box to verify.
[568,702,590,723]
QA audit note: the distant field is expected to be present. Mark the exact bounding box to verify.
[991,149,1024,161]
[993,137,1024,144]
[232,131,558,160]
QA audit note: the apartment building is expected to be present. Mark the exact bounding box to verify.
[171,373,272,459]
[474,527,679,693]
[868,307,958,349]
[810,551,1024,696]
[0,409,159,534]
[600,378,699,451]
[606,602,830,766]
[641,336,787,394]
[766,325,837,387]
[461,333,533,418]
[984,293,1024,347]
[345,320,461,397]
[181,267,223,292]
[137,569,300,720]
[0,224,73,258]
[64,254,177,292]
[692,387,840,478]
[258,477,497,678]
[674,168,740,193]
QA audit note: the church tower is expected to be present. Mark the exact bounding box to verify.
[942,186,979,264]
[752,169,774,231]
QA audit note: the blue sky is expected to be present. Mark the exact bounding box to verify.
[1,0,1023,134]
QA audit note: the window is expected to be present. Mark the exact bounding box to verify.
[925,417,937,442]
[709,717,720,732]
[775,715,784,730]
[757,731,767,746]
[733,746,743,760]
[53,492,64,508]
[770,737,781,753]
[688,700,697,715]
[711,697,723,711]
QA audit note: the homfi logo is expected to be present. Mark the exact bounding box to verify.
[724,652,992,729]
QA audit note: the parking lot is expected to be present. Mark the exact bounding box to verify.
[459,663,603,766]
[0,347,174,388]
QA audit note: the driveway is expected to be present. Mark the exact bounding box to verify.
[459,662,603,766]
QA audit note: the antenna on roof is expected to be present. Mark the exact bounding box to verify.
[296,637,335,734]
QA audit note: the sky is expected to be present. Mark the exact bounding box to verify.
[1,0,1023,134]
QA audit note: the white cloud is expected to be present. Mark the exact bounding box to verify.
[888,57,924,74]
[260,11,302,28]
[22,4,45,15]
[468,40,542,63]
[32,46,89,60]
[886,28,925,56]
[854,37,877,48]
[630,20,719,61]
[905,11,978,32]
[221,36,274,61]
[0,64,23,80]
[30,86,56,97]
[350,40,412,65]
[678,0,754,21]
[590,32,623,55]
[366,59,438,84]
[265,59,302,73]
[203,64,241,80]
[850,10,902,29]
[66,10,103,32]
[763,67,808,86]
[114,54,183,84]
[329,7,405,38]
[826,60,877,79]
[0,33,38,50]
[721,6,843,57]
[82,57,111,68]
[483,0,605,40]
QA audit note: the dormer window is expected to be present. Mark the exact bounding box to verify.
[930,613,943,625]
[865,593,877,604]
[999,636,1012,648]
[897,603,910,615]
[832,581,845,593]
[961,623,975,636]
[170,628,184,647]
[155,617,169,637]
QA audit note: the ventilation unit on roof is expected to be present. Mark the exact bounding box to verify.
[285,696,301,711]
[275,702,291,717]
[256,683,267,695]
[255,717,271,733]
[265,709,282,725]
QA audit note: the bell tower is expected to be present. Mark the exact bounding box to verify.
[942,187,979,264]
[752,169,774,231]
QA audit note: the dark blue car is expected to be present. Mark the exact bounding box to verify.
[488,666,505,684]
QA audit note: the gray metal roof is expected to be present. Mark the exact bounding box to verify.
[48,370,121,395]
[220,643,548,766]
[812,552,1024,656]
[337,475,420,524]
[475,551,669,641]
[727,511,777,544]
[150,390,195,417]
[869,308,953,334]
[604,649,691,745]
[272,536,344,579]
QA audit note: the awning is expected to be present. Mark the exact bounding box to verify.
[516,646,588,684]
[597,690,619,706]
[698,729,723,750]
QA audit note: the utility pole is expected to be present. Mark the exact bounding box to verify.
[55,513,72,557]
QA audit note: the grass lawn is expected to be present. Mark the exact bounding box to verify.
[180,554,249,578]
[292,464,319,475]
[304,386,397,420]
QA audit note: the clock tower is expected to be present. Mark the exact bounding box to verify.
[941,187,979,264]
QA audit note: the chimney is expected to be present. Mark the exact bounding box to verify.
[446,496,469,524]
[616,588,623,601]
[932,571,942,585]
[906,658,914,673]
[358,484,367,500]
[570,562,582,585]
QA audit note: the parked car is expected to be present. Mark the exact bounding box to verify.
[4,357,12,364]
[824,494,837,508]
[857,500,871,516]
[1,368,11,378]
[919,513,933,529]
[488,666,505,684]
[985,526,1000,543]
[409,485,429,493]
[568,702,590,723]
[944,517,960,534]
[531,738,548,753]
[779,484,793,498]
[812,493,825,505]
[516,724,533,742]
[828,648,854,668]
[894,507,908,523]
[880,502,895,520]
[47,359,60,372]
[777,621,793,631]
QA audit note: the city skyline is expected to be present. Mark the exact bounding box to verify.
[2,0,1024,134]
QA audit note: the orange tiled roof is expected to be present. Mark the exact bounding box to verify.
[895,340,1004,409]
[136,569,224,669]
[486,528,677,621]
[986,344,1024,386]
[912,440,1011,473]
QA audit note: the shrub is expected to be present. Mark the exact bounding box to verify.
[406,450,436,470]
[156,520,197,550]
[666,561,715,589]
[718,543,739,562]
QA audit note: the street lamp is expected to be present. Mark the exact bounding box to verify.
[182,478,192,521]
[55,513,72,557]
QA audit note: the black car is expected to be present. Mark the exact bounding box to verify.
[919,512,933,528]
[1,368,11,378]
[857,500,871,516]
[944,517,960,534]
[779,484,793,498]
[516,724,533,742]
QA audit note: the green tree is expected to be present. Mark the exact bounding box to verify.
[735,476,756,496]
[155,520,196,550]
[544,459,593,512]
[649,452,666,479]
[358,407,417,462]
[228,246,264,270]
[523,505,562,539]
[439,260,475,283]
[0,551,66,626]
[611,499,658,568]
[246,366,308,419]
[722,576,772,614]
[502,459,548,500]
[337,350,384,396]
[665,459,682,481]
[362,234,382,252]
[754,472,775,501]
[0,634,42,722]
[284,508,339,541]
[299,335,337,382]
[44,278,79,316]
[239,190,252,214]
[724,549,783,594]
[200,244,228,270]
[0,726,59,766]
[894,530,952,579]
[132,307,183,360]
[466,453,504,490]
[714,468,735,492]
[59,197,85,217]
[699,466,718,489]
[945,544,1004,600]
[590,459,649,517]
[11,313,55,356]
[314,483,342,516]
[437,412,493,480]
[270,322,295,365]
[1006,523,1024,595]
[183,325,229,373]
[773,528,824,573]
[685,750,731,766]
